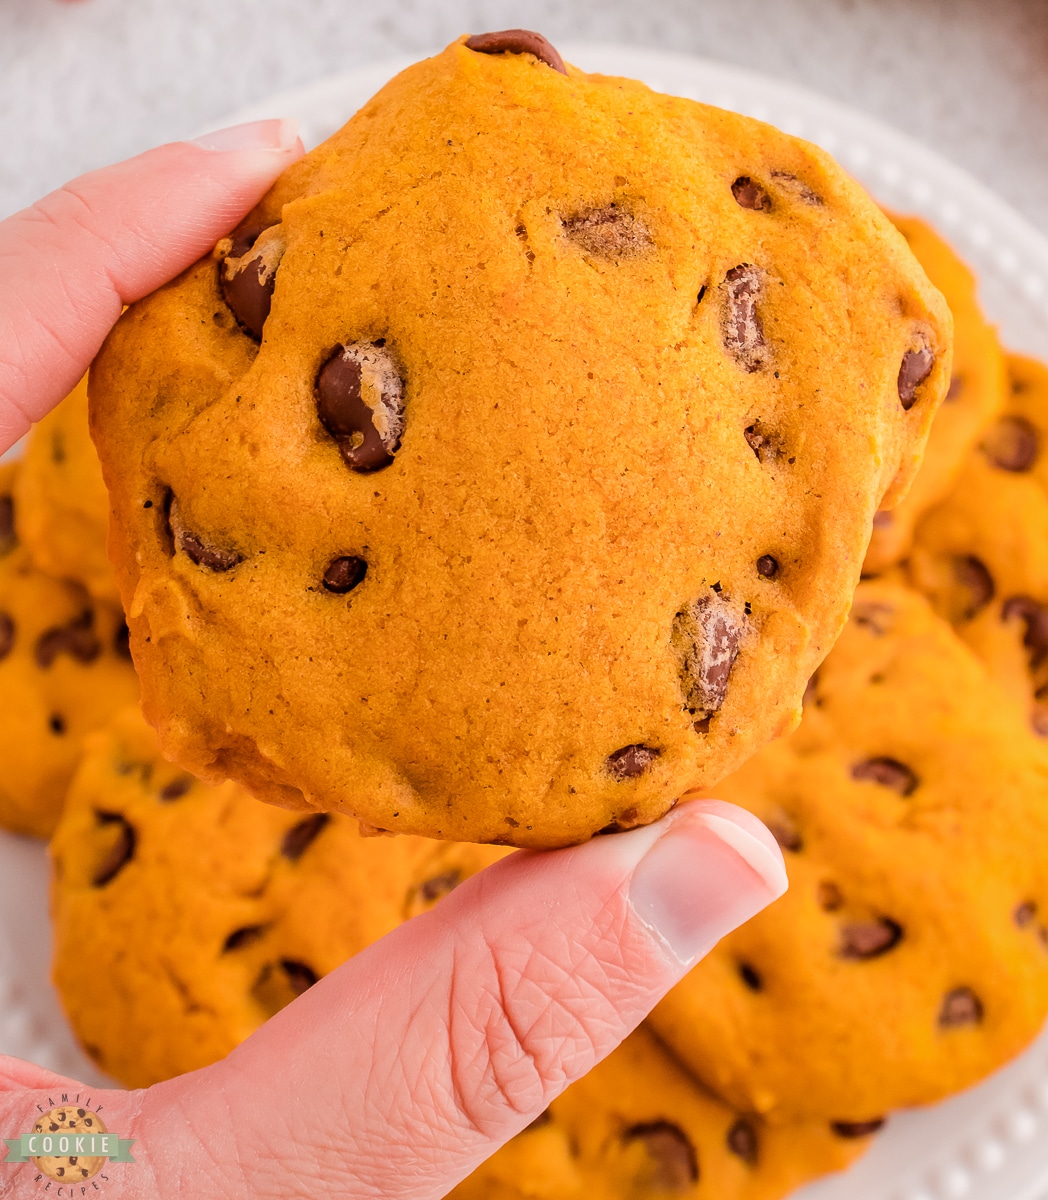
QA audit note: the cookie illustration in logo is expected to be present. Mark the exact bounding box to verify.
[30,1107,107,1183]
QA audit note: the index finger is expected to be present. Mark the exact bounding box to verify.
[0,119,303,453]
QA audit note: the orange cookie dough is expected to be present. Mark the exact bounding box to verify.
[864,214,1005,574]
[450,1025,871,1200]
[649,582,1048,1124]
[0,463,138,838]
[89,32,950,847]
[14,375,117,602]
[910,352,1048,735]
[50,706,508,1088]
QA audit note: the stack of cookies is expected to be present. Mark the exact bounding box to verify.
[1,31,1046,1200]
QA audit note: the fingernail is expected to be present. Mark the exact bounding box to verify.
[628,801,788,966]
[191,119,300,153]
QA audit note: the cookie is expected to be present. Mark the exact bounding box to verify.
[0,463,139,838]
[15,374,118,602]
[449,1025,871,1200]
[50,706,508,1088]
[89,32,951,847]
[909,352,1048,734]
[649,581,1048,1124]
[29,1105,107,1184]
[864,214,1006,574]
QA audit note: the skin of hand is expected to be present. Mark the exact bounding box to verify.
[0,130,788,1199]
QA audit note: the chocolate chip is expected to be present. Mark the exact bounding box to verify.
[898,346,934,409]
[982,414,1039,472]
[851,757,918,796]
[223,925,266,952]
[840,918,903,959]
[49,714,66,735]
[817,881,844,911]
[621,1122,698,1190]
[281,813,330,861]
[35,609,101,668]
[91,813,136,887]
[871,510,892,530]
[731,176,772,211]
[0,611,14,662]
[315,343,405,473]
[1002,595,1048,668]
[158,775,193,802]
[672,593,744,719]
[606,744,660,780]
[756,554,778,578]
[722,265,768,372]
[252,959,318,1017]
[562,205,652,258]
[766,816,802,852]
[952,556,995,621]
[166,494,242,572]
[0,494,15,555]
[769,171,823,205]
[726,1118,758,1166]
[831,1118,885,1138]
[323,556,368,594]
[464,29,567,74]
[743,421,783,463]
[219,222,285,341]
[418,869,463,905]
[113,621,132,660]
[1016,901,1038,928]
[851,600,895,636]
[739,962,762,991]
[178,530,241,572]
[939,986,983,1028]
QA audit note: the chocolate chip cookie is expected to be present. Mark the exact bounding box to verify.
[450,1025,871,1200]
[650,581,1048,1124]
[0,463,138,838]
[909,352,1048,735]
[864,214,1006,574]
[15,374,118,602]
[89,32,952,846]
[50,706,508,1088]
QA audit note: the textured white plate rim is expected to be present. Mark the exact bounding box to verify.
[3,44,1048,1200]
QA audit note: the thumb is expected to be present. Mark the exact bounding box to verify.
[132,800,786,1200]
[0,119,303,452]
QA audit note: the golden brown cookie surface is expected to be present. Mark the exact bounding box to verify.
[0,463,138,838]
[50,706,508,1088]
[15,375,117,602]
[90,35,950,846]
[864,214,1005,573]
[910,352,1048,735]
[649,582,1048,1123]
[449,1025,870,1200]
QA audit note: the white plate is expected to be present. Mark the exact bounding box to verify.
[5,45,1048,1200]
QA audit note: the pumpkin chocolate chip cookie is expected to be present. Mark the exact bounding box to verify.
[864,214,1006,574]
[910,352,1048,735]
[449,1025,871,1200]
[0,463,138,838]
[89,32,951,846]
[649,582,1048,1124]
[14,374,118,603]
[50,706,508,1088]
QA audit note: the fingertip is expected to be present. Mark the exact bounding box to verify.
[625,798,787,968]
[190,117,301,154]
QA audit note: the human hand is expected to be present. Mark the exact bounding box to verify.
[0,134,786,1199]
[0,118,302,453]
